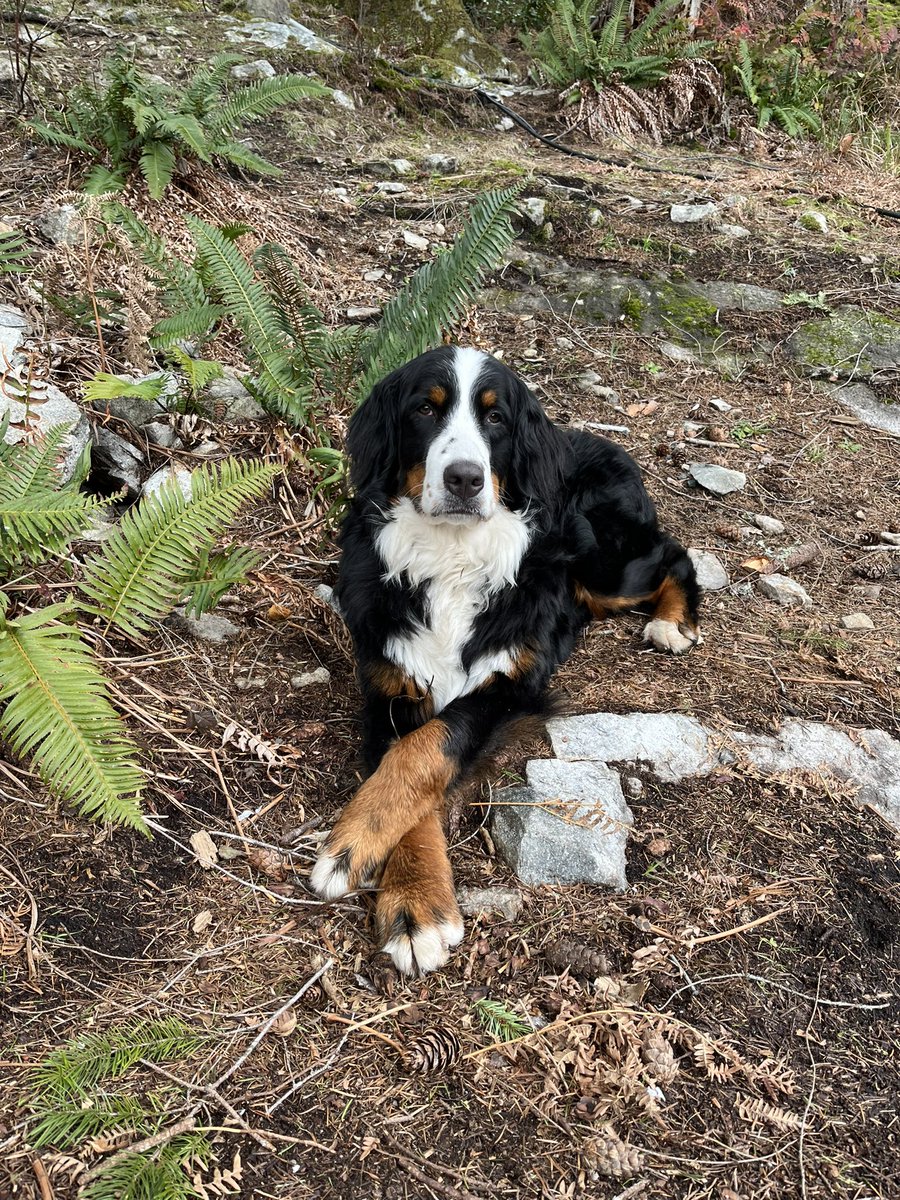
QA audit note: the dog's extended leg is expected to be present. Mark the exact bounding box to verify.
[376,809,463,975]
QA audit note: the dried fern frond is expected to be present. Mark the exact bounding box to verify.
[736,1095,804,1132]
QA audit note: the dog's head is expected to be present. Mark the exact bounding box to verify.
[347,347,566,523]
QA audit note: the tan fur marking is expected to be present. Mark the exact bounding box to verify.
[428,385,447,406]
[652,575,692,628]
[575,577,695,632]
[376,809,459,945]
[323,720,454,886]
[402,464,426,499]
[509,645,537,679]
[367,661,432,707]
[480,388,497,408]
[491,472,500,501]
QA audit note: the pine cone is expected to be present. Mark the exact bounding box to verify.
[584,1126,645,1179]
[405,1027,461,1074]
[641,1032,678,1083]
[544,937,610,980]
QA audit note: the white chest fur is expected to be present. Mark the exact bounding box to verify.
[375,499,531,712]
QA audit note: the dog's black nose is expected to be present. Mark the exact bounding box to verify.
[444,461,485,500]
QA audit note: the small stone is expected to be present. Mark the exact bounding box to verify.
[314,582,342,618]
[36,204,82,248]
[230,59,276,81]
[224,17,341,54]
[687,462,747,496]
[402,229,429,251]
[191,439,221,458]
[709,398,733,413]
[799,210,828,234]
[363,268,385,282]
[520,197,547,227]
[389,158,414,176]
[715,223,750,238]
[839,613,874,630]
[881,532,900,546]
[331,88,355,110]
[422,153,458,174]
[203,370,265,421]
[549,712,713,783]
[491,759,633,889]
[92,426,145,495]
[169,608,241,642]
[119,7,139,23]
[347,305,381,320]
[587,209,604,227]
[623,776,643,799]
[143,420,177,448]
[291,666,331,689]
[576,370,618,403]
[495,116,515,131]
[620,195,644,211]
[688,549,729,591]
[142,464,193,503]
[456,886,523,921]
[751,513,785,535]
[722,193,748,208]
[247,0,291,19]
[77,511,115,544]
[757,573,812,608]
[670,201,718,224]
[375,181,407,195]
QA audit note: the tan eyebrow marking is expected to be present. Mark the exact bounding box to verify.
[480,389,497,408]
[428,386,447,406]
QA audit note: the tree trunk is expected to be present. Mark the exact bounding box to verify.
[337,0,504,76]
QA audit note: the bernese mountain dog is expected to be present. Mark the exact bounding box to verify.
[311,345,700,975]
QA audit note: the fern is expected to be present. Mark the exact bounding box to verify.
[27,52,329,198]
[0,229,31,273]
[732,39,821,135]
[79,458,276,638]
[181,545,261,616]
[0,426,105,568]
[84,372,168,404]
[357,184,521,398]
[0,597,145,829]
[81,1132,213,1200]
[474,998,533,1041]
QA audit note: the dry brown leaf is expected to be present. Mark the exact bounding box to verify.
[266,603,292,621]
[221,721,286,768]
[189,830,218,870]
[740,556,771,573]
[646,836,673,856]
[359,1136,380,1162]
[270,1009,297,1038]
[192,909,214,935]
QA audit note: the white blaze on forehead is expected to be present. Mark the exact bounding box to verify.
[421,346,494,518]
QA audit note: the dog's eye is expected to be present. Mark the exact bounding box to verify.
[417,403,434,417]
[485,410,503,425]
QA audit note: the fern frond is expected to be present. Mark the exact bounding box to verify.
[253,241,329,368]
[0,423,75,495]
[208,74,331,138]
[139,140,176,201]
[83,165,129,196]
[180,52,244,117]
[208,139,282,176]
[84,372,168,404]
[0,599,145,828]
[25,117,96,154]
[182,545,261,616]
[0,229,32,273]
[165,348,223,397]
[156,114,211,160]
[79,458,277,638]
[358,184,521,398]
[150,305,225,348]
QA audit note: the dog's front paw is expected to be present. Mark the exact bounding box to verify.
[380,910,464,976]
[643,618,702,655]
[310,841,381,901]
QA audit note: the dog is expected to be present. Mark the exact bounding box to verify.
[310,346,700,974]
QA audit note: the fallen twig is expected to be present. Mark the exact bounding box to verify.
[79,1116,197,1184]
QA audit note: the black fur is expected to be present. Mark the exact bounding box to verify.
[336,346,700,780]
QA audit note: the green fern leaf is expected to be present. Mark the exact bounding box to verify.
[25,117,96,154]
[358,184,521,398]
[84,372,168,404]
[79,458,276,638]
[179,51,244,118]
[139,140,176,200]
[0,598,145,828]
[156,113,211,160]
[209,74,331,138]
[209,139,282,176]
[0,230,32,273]
[182,545,261,616]
[83,165,128,196]
[150,305,225,349]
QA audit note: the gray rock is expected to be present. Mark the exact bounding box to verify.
[839,613,874,631]
[389,158,415,176]
[757,573,812,608]
[143,420,177,448]
[291,666,331,689]
[314,582,342,618]
[375,181,408,195]
[331,89,355,110]
[495,116,515,131]
[722,193,749,208]
[347,305,381,320]
[457,886,523,921]
[623,776,643,799]
[492,759,632,889]
[247,0,290,18]
[715,223,750,238]
[77,511,115,543]
[576,370,618,403]
[169,608,241,643]
[93,426,145,495]
[588,208,604,227]
[0,303,29,363]
[751,513,785,535]
[670,201,718,223]
[36,204,82,248]
[230,59,276,81]
[799,210,828,234]
[709,397,733,413]
[142,463,193,503]
[549,712,714,783]
[2,381,90,485]
[732,719,900,831]
[694,281,782,313]
[225,18,340,54]
[788,308,900,380]
[191,439,221,458]
[202,370,265,421]
[520,197,547,227]
[687,462,747,496]
[824,382,900,436]
[688,548,729,591]
[119,7,139,23]
[402,229,429,251]
[422,153,458,174]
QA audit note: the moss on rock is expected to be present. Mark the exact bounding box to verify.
[335,0,506,75]
[787,307,900,378]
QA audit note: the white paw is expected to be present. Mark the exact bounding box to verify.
[383,917,464,976]
[310,851,351,901]
[643,618,701,655]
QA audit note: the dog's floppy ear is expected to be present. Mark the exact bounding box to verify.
[347,370,403,497]
[508,376,568,514]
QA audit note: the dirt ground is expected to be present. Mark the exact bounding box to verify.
[1,6,899,1199]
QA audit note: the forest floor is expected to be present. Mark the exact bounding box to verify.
[1,6,899,1199]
